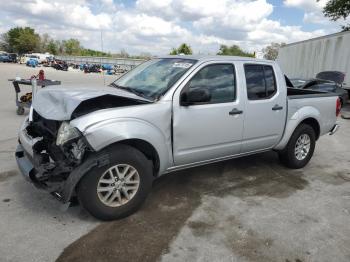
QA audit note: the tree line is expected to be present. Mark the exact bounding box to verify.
[169,43,256,57]
[169,42,284,60]
[0,27,150,59]
[0,27,285,60]
[0,27,110,56]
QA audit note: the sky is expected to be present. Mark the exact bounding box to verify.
[0,0,347,55]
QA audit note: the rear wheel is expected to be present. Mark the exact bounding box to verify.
[77,144,153,220]
[279,124,316,169]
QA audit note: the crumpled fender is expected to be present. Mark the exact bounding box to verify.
[73,118,172,174]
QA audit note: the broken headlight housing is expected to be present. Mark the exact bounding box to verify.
[56,122,81,146]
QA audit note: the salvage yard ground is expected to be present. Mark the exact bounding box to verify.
[0,63,350,262]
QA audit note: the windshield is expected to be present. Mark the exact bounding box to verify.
[111,58,197,99]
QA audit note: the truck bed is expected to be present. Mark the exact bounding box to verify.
[285,88,338,139]
[287,88,338,99]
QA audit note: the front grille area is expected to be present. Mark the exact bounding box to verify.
[32,110,61,137]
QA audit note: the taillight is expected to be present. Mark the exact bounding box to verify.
[336,98,341,117]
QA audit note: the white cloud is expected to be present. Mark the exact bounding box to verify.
[1,0,113,30]
[284,0,330,24]
[284,0,350,28]
[0,0,337,55]
[284,0,327,11]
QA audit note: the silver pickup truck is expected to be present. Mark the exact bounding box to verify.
[16,56,340,220]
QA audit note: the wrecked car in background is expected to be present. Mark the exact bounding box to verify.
[16,56,340,220]
[290,71,348,107]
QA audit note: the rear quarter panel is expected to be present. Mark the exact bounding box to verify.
[274,96,337,150]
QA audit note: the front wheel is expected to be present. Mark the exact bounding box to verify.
[279,124,316,169]
[77,144,153,220]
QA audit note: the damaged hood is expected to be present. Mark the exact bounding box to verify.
[32,86,152,121]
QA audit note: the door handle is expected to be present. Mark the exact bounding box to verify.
[229,108,243,115]
[272,104,283,111]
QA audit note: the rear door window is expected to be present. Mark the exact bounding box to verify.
[244,65,277,100]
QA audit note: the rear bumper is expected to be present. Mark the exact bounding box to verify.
[329,124,339,135]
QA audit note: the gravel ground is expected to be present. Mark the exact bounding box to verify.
[0,63,349,262]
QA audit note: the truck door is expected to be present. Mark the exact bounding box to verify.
[172,62,244,166]
[241,64,286,152]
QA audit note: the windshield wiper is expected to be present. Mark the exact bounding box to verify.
[109,83,152,100]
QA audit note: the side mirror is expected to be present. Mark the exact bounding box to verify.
[181,88,211,106]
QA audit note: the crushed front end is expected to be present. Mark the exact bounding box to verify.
[15,110,94,203]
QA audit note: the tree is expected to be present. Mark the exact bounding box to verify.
[262,42,286,60]
[169,43,193,55]
[217,44,254,57]
[0,26,151,58]
[120,49,130,58]
[16,30,41,53]
[40,33,50,53]
[318,0,350,31]
[47,40,58,55]
[169,48,178,55]
[56,40,65,54]
[0,27,40,54]
[63,39,81,55]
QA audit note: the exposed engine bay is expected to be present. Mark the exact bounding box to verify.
[17,87,153,203]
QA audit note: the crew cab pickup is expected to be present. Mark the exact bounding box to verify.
[15,56,340,220]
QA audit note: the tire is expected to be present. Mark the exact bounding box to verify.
[77,144,153,221]
[278,124,316,169]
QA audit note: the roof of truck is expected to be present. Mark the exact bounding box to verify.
[159,55,273,64]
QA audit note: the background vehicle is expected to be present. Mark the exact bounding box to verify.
[8,53,18,63]
[52,60,68,71]
[15,56,340,220]
[290,78,348,106]
[0,54,11,62]
[277,30,350,98]
[23,54,40,64]
[26,58,39,67]
[316,71,346,85]
[28,53,54,63]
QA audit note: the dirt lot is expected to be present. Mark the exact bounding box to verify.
[0,63,350,262]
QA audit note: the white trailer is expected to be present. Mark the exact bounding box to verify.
[277,31,350,93]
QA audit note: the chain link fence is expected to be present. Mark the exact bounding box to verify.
[55,55,146,71]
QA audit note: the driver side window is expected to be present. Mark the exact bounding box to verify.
[186,64,236,104]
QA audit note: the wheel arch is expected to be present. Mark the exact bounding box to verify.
[274,114,321,151]
[299,118,320,140]
[107,139,161,177]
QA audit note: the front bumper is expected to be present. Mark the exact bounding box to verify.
[15,143,61,192]
[15,144,35,183]
[15,142,110,204]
